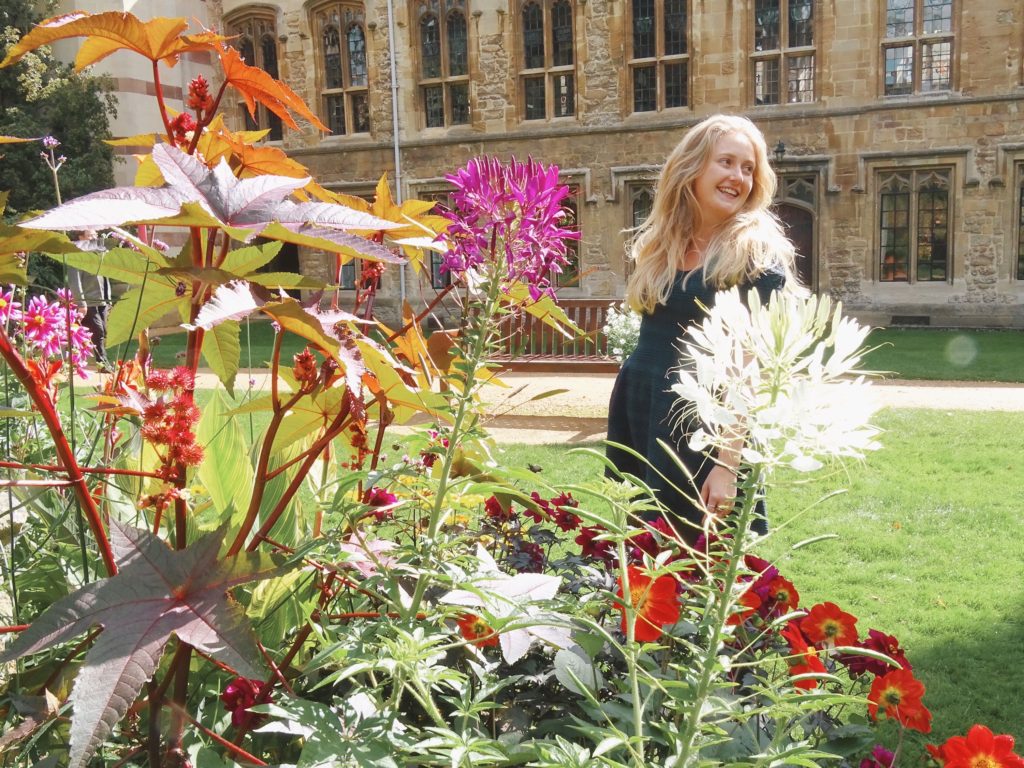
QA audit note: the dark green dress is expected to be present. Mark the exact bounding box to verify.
[605,265,786,534]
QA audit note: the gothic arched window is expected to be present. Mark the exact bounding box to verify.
[226,11,284,140]
[416,0,470,128]
[519,0,576,121]
[314,2,371,135]
[878,168,951,282]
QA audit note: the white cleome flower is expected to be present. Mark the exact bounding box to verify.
[670,287,880,474]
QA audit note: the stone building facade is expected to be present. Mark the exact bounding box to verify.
[69,1,1024,327]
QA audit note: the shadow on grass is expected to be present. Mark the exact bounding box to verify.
[907,599,1024,743]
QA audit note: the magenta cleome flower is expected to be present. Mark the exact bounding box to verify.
[441,156,579,300]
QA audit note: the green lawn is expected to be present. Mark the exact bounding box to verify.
[110,320,309,370]
[493,409,1024,748]
[862,327,1024,382]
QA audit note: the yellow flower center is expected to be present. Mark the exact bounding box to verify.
[32,314,45,326]
[0,298,7,309]
[629,585,649,613]
[970,757,999,768]
[882,686,901,707]
[471,618,489,637]
[822,619,840,637]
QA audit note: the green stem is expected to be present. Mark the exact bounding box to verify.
[409,676,447,729]
[404,278,502,619]
[616,538,647,767]
[675,471,762,763]
[0,329,116,575]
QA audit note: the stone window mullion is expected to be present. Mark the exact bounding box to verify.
[519,0,576,121]
[315,3,370,136]
[883,0,954,96]
[629,0,688,113]
[752,0,816,106]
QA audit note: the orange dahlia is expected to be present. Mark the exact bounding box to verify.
[867,668,932,733]
[456,613,499,648]
[800,601,859,647]
[617,565,680,643]
[930,724,1024,768]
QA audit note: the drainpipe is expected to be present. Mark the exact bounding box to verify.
[385,0,406,304]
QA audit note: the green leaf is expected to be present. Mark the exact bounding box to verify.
[254,444,306,548]
[246,571,314,644]
[0,224,80,258]
[196,390,254,524]
[0,253,26,285]
[248,272,327,290]
[56,246,167,285]
[219,242,282,276]
[260,297,340,357]
[201,320,242,395]
[107,280,186,346]
[272,388,350,453]
[504,282,584,336]
[0,521,290,768]
[0,408,35,419]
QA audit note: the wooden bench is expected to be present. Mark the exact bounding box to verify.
[489,299,620,372]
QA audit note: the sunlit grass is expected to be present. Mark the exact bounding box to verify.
[864,327,1024,382]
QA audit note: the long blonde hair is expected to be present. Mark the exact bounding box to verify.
[626,114,797,313]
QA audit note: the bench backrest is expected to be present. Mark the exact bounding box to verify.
[494,299,614,359]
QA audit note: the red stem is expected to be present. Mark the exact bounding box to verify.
[385,283,456,343]
[186,77,232,157]
[167,700,268,766]
[0,331,116,575]
[245,402,352,552]
[232,573,338,743]
[0,624,28,634]
[151,61,174,141]
[0,460,163,479]
[226,387,305,556]
[0,479,73,488]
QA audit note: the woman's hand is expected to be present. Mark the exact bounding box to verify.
[701,465,737,522]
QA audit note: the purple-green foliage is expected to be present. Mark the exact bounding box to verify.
[0,521,290,768]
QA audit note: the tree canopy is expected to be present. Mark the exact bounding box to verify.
[1,0,117,216]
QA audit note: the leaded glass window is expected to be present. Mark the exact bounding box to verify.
[629,0,689,113]
[883,0,955,96]
[227,13,283,140]
[556,188,580,288]
[417,0,471,128]
[315,3,371,135]
[878,169,951,283]
[752,0,815,106]
[519,0,576,120]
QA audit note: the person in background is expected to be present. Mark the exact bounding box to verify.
[68,259,112,370]
[605,114,800,542]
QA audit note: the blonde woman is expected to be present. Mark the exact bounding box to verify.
[606,114,798,540]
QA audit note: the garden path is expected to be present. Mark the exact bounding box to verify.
[91,369,1021,445]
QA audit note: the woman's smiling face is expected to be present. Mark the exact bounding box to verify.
[692,131,757,232]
